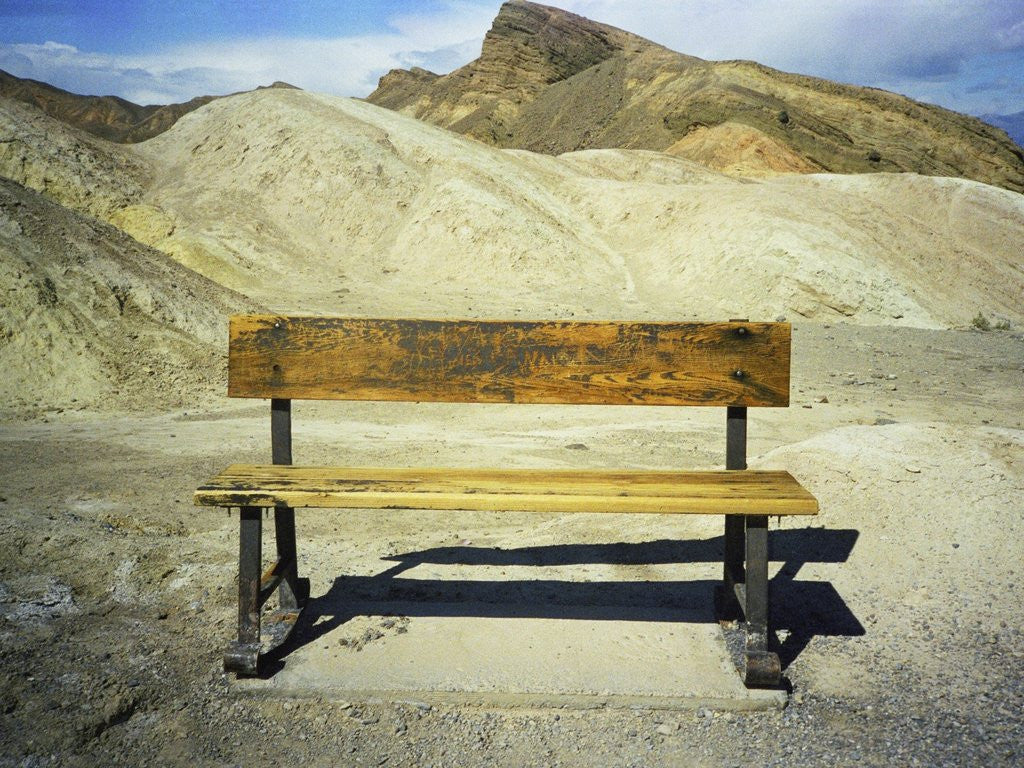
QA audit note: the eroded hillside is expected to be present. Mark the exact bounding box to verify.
[0,177,254,410]
[121,88,1024,329]
[2,85,1023,412]
[369,1,1024,192]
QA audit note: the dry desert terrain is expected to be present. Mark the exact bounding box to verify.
[1,85,1023,767]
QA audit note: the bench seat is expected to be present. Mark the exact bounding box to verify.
[196,465,818,516]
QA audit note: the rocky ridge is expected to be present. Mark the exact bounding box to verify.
[0,68,297,143]
[369,0,1024,192]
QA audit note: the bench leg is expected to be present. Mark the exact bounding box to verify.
[719,405,748,623]
[225,506,262,676]
[743,515,781,686]
[718,514,745,621]
[273,507,309,610]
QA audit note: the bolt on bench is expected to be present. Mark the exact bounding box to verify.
[194,316,818,686]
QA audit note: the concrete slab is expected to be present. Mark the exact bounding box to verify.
[233,591,787,711]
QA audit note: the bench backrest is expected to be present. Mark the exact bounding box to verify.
[228,316,790,407]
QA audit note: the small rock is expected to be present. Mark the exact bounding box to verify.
[905,466,922,474]
[565,443,588,451]
[655,723,675,736]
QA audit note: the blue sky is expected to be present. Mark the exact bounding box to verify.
[1,0,1022,118]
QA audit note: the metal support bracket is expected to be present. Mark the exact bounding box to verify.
[718,405,781,687]
[223,401,310,677]
[226,505,263,675]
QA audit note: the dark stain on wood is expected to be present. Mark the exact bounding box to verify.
[228,316,791,407]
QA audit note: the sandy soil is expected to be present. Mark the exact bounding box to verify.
[1,323,1022,767]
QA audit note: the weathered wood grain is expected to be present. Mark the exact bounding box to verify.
[195,465,818,515]
[228,316,791,406]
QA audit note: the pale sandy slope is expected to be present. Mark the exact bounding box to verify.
[0,176,253,411]
[3,86,1022,411]
[107,87,1024,328]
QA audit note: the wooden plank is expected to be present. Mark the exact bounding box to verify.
[195,465,819,516]
[228,316,790,407]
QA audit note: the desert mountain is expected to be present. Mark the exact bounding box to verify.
[1,86,1023,411]
[0,68,297,143]
[102,88,1024,329]
[369,0,1024,192]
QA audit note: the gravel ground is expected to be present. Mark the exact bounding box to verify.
[2,595,1021,768]
[2,324,1023,767]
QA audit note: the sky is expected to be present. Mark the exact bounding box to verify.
[1,0,1022,119]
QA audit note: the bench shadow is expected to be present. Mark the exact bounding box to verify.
[281,528,863,673]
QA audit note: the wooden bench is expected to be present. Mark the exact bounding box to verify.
[194,316,818,686]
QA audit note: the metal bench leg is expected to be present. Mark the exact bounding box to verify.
[270,398,309,611]
[743,514,781,686]
[717,405,747,621]
[225,506,262,675]
[218,399,313,672]
[274,507,309,610]
[718,514,745,621]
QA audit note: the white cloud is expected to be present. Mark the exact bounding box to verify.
[0,0,1021,115]
[0,0,496,103]
[558,0,1024,85]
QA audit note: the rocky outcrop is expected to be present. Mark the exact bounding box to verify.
[370,0,677,146]
[368,0,1024,192]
